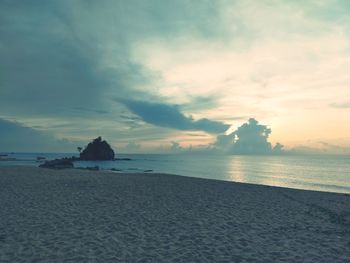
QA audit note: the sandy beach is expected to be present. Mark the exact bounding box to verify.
[0,166,349,262]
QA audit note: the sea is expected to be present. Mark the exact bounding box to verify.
[0,152,349,194]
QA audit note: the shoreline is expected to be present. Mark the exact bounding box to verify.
[1,152,350,195]
[0,166,349,262]
[2,164,349,195]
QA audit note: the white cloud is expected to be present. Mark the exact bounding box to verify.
[131,1,350,148]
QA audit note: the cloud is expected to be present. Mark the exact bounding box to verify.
[287,145,323,155]
[0,1,163,119]
[288,141,350,155]
[215,118,283,155]
[272,142,284,153]
[0,118,81,152]
[181,95,220,112]
[119,99,229,134]
[317,141,349,152]
[285,139,350,155]
[1,0,350,152]
[0,2,104,117]
[72,107,109,115]
[170,141,183,152]
[329,101,350,109]
[0,1,229,145]
[122,142,142,153]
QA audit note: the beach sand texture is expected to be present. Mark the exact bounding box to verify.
[0,166,349,262]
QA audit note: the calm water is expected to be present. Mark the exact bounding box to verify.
[1,152,349,194]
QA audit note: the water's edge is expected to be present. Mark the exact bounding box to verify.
[1,153,349,194]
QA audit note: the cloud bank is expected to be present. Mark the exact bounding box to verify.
[330,101,350,109]
[215,118,284,155]
[0,118,80,152]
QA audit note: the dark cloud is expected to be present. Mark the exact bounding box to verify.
[0,2,100,115]
[119,99,229,134]
[0,1,159,119]
[0,0,231,152]
[0,118,81,152]
[231,118,273,154]
[0,1,225,118]
[215,118,284,155]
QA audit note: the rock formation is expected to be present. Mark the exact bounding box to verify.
[39,158,74,169]
[39,137,115,169]
[79,137,115,160]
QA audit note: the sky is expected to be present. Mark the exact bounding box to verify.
[1,0,350,154]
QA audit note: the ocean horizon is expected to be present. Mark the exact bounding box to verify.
[1,152,349,194]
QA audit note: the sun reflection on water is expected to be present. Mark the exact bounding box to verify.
[227,155,292,188]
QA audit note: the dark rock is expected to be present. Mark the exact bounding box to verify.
[39,158,74,169]
[143,170,153,173]
[115,158,132,161]
[80,137,115,160]
[70,156,80,161]
[36,156,46,160]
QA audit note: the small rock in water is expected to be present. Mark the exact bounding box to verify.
[143,170,153,173]
[39,158,74,169]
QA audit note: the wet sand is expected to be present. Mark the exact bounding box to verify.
[0,166,349,262]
